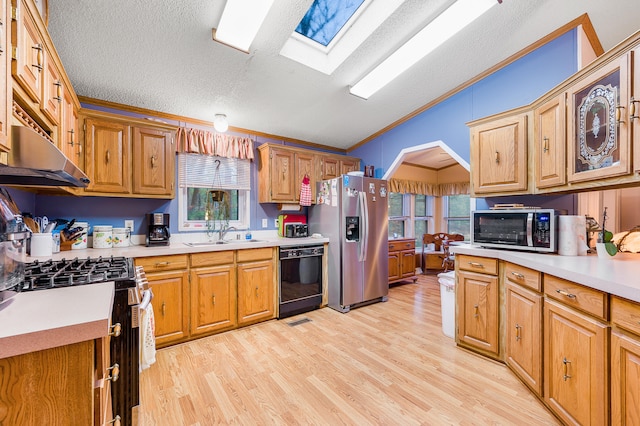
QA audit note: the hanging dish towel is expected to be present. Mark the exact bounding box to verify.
[139,290,157,372]
[300,174,312,206]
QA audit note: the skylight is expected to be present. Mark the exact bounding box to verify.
[295,0,365,47]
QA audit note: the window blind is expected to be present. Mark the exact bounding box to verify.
[178,153,250,190]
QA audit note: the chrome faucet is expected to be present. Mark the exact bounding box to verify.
[218,225,237,241]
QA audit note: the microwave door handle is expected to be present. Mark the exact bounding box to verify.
[527,213,534,247]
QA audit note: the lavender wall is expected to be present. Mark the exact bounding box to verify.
[21,30,579,234]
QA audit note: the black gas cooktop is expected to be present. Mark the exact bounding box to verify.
[21,256,135,291]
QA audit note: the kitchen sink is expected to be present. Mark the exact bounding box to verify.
[183,241,228,246]
[236,239,263,243]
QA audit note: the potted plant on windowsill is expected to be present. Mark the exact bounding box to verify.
[595,207,617,259]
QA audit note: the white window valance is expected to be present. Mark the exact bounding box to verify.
[388,179,470,196]
[176,127,254,160]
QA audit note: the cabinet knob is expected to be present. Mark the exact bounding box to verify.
[515,323,521,341]
[32,44,43,72]
[106,149,111,163]
[562,357,572,381]
[630,97,639,121]
[107,415,121,426]
[161,301,166,316]
[106,363,120,382]
[68,129,75,146]
[495,151,500,164]
[151,155,157,168]
[616,105,625,124]
[109,322,121,338]
[542,137,549,153]
[474,304,479,318]
[212,294,216,306]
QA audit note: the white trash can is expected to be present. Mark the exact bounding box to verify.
[437,271,456,338]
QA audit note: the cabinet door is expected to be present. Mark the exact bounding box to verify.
[321,156,339,180]
[543,298,608,426]
[294,151,315,203]
[237,260,274,325]
[84,117,131,193]
[340,159,359,175]
[470,113,528,194]
[400,249,415,278]
[12,0,42,103]
[456,270,500,357]
[60,89,80,166]
[0,0,10,152]
[41,43,61,126]
[611,330,640,425]
[190,265,236,336]
[534,95,566,188]
[132,126,174,196]
[268,147,295,202]
[567,53,631,183]
[388,250,400,282]
[505,282,542,396]
[148,269,189,347]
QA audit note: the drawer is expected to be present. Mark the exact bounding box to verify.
[237,247,273,263]
[135,254,189,272]
[504,262,541,292]
[611,296,640,336]
[191,250,235,268]
[389,239,415,252]
[457,254,498,275]
[544,274,608,320]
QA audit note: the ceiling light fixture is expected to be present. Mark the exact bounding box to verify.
[212,0,275,53]
[349,0,499,100]
[214,114,229,133]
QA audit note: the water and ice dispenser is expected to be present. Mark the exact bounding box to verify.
[346,216,360,241]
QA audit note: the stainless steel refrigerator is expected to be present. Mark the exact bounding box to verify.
[309,175,389,313]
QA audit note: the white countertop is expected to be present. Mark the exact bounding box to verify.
[27,236,330,261]
[0,282,114,359]
[451,244,640,302]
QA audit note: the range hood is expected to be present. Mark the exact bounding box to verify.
[0,126,90,187]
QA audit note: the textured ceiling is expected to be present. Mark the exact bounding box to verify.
[47,0,640,151]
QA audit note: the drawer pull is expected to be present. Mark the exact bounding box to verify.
[106,363,120,382]
[109,322,121,338]
[556,289,576,299]
[510,271,525,280]
[468,262,484,268]
[155,261,170,267]
[161,302,166,316]
[212,294,216,306]
[562,357,571,381]
[515,323,521,341]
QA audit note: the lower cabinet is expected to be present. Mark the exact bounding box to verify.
[237,248,275,326]
[388,238,417,284]
[0,340,97,425]
[610,296,640,425]
[190,251,237,336]
[543,298,608,426]
[135,255,190,348]
[456,255,500,359]
[504,263,543,396]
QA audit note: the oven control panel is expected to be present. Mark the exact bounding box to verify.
[279,245,324,259]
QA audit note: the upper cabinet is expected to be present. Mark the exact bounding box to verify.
[81,110,176,199]
[469,111,529,195]
[11,0,42,105]
[567,53,632,183]
[469,30,640,196]
[257,143,359,204]
[0,0,10,153]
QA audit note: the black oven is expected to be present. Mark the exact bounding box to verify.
[21,256,140,425]
[278,245,323,319]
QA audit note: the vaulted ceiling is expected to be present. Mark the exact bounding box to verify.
[48,1,640,151]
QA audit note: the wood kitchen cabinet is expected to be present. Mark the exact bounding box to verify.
[633,46,640,174]
[0,340,96,425]
[469,111,528,195]
[543,275,608,426]
[237,247,275,326]
[504,263,542,396]
[567,53,632,184]
[534,95,566,189]
[81,110,176,198]
[60,87,80,166]
[388,238,417,285]
[11,0,42,105]
[135,255,190,348]
[257,143,359,204]
[0,0,10,153]
[190,251,237,336]
[610,295,640,424]
[41,42,61,126]
[456,254,501,359]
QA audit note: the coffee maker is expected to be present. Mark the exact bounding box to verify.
[146,213,170,247]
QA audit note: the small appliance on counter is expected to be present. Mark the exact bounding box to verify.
[278,214,307,237]
[145,213,170,247]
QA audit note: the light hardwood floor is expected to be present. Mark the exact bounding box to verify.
[139,275,560,425]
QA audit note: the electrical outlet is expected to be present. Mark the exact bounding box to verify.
[124,220,134,232]
[262,218,268,228]
[274,219,279,228]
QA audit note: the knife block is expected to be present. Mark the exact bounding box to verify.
[60,240,73,251]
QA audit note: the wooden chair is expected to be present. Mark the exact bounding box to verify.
[442,233,464,272]
[422,233,464,273]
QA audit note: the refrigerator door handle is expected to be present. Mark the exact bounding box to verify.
[359,190,369,262]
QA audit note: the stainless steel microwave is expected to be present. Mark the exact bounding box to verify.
[471,209,558,253]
